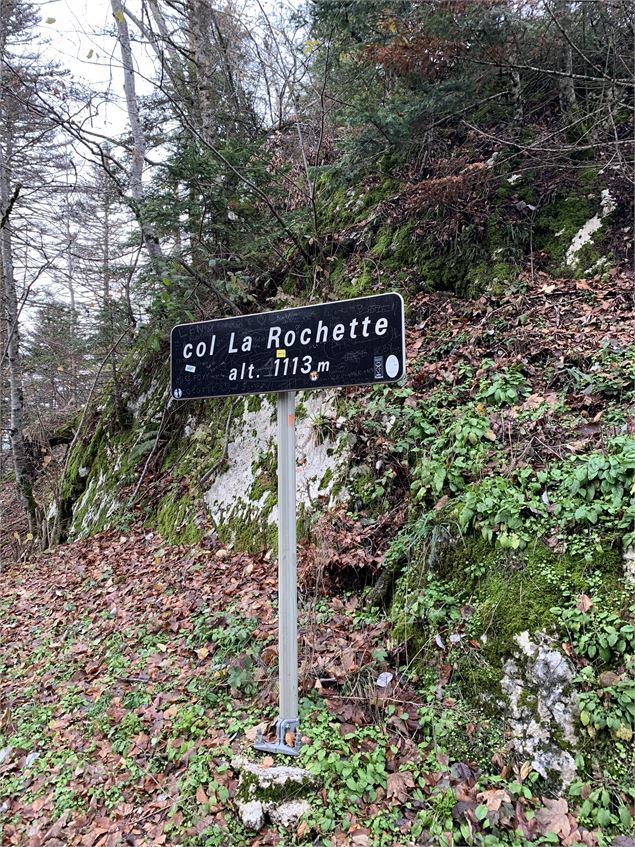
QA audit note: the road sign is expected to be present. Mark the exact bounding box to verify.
[170,292,406,756]
[170,292,405,399]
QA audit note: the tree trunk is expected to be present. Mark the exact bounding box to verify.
[64,164,78,405]
[559,44,578,117]
[188,0,217,145]
[554,1,578,118]
[0,136,37,531]
[111,0,165,278]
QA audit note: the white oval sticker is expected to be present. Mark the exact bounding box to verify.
[385,355,400,378]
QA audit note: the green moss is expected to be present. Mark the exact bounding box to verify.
[250,450,276,502]
[216,503,277,553]
[472,557,564,660]
[316,173,399,235]
[60,423,115,538]
[462,541,621,667]
[319,185,349,229]
[155,490,202,546]
[415,233,483,296]
[494,172,538,206]
[61,423,104,504]
[370,225,394,257]
[59,350,243,545]
[163,398,232,480]
[205,445,280,553]
[352,180,398,222]
[246,395,262,413]
[327,256,346,289]
[235,766,314,805]
[319,467,334,491]
[295,401,308,422]
[579,166,600,190]
[575,244,612,276]
[335,261,376,299]
[50,415,79,446]
[391,223,416,264]
[330,479,344,501]
[127,430,160,467]
[534,194,595,266]
[370,222,427,276]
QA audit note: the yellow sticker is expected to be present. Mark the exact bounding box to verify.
[276,349,286,358]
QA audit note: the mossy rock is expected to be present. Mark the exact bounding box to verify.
[534,194,596,266]
[214,499,277,553]
[49,415,79,447]
[233,757,317,806]
[155,489,202,546]
[250,450,276,502]
[388,524,625,702]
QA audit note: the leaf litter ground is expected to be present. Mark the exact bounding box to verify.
[0,524,623,847]
[0,529,392,846]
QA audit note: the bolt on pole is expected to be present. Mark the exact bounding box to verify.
[254,390,301,755]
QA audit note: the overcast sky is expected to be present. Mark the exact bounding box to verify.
[36,0,151,134]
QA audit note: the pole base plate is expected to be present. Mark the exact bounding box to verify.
[253,717,301,756]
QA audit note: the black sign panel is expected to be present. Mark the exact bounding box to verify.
[170,293,405,399]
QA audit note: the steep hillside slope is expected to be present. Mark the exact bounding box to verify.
[2,2,634,842]
[22,222,635,843]
[52,156,633,553]
[3,118,635,847]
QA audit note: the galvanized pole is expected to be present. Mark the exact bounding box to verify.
[254,390,301,754]
[277,390,299,728]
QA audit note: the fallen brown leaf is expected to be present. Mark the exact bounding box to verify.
[535,797,571,837]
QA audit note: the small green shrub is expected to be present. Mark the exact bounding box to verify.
[578,673,635,742]
[476,365,530,408]
[552,602,635,664]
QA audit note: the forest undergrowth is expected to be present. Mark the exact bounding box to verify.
[3,267,635,847]
[0,523,630,847]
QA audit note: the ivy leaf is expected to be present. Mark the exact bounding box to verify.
[475,803,489,821]
[618,805,633,830]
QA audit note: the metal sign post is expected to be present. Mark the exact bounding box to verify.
[254,391,301,755]
[170,293,406,756]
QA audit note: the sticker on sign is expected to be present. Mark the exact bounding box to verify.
[170,292,405,399]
